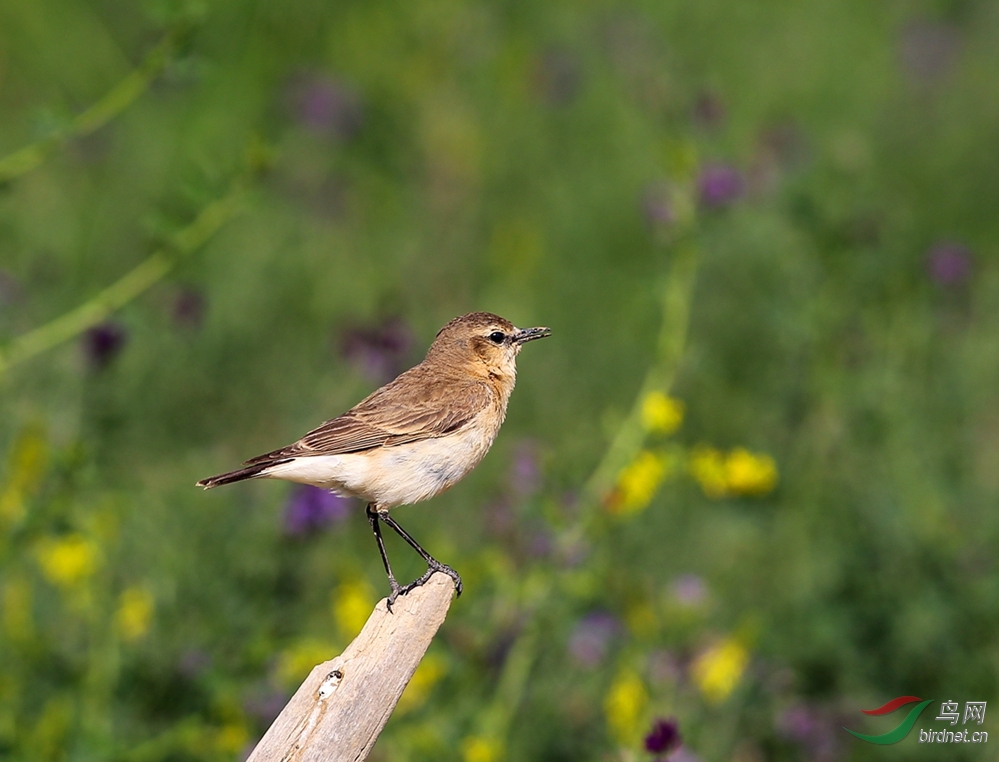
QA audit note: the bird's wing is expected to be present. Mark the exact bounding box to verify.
[244,372,492,462]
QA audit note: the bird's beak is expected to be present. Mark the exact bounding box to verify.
[513,326,552,344]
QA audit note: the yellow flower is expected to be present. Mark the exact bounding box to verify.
[691,637,749,704]
[604,668,648,744]
[397,653,447,714]
[688,445,727,498]
[275,639,336,689]
[641,392,685,435]
[462,735,503,762]
[35,534,100,589]
[115,586,154,641]
[724,448,778,496]
[332,578,376,641]
[689,446,778,498]
[610,450,669,515]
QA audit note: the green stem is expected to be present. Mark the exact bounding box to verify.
[0,178,248,377]
[0,28,184,185]
[582,243,700,511]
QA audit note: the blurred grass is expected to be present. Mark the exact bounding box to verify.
[2,0,999,761]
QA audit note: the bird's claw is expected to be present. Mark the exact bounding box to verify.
[403,562,462,597]
[385,564,463,613]
[433,562,463,597]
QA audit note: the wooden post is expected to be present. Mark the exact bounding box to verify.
[246,573,456,762]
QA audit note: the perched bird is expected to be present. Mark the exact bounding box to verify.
[198,312,550,607]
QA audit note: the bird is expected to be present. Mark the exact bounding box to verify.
[197,312,550,607]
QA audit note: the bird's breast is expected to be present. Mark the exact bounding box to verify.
[361,410,500,506]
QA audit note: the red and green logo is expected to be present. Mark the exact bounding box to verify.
[845,696,934,744]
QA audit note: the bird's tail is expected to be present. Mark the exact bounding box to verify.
[196,459,289,489]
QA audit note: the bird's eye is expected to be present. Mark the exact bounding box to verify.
[488,331,506,344]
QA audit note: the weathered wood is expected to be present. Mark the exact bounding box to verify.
[246,573,455,762]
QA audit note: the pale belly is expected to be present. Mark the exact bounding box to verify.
[262,419,497,508]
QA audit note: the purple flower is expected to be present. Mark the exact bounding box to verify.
[644,717,682,756]
[283,485,351,536]
[568,611,621,667]
[926,240,972,285]
[288,75,364,139]
[173,286,206,330]
[84,321,127,369]
[339,316,414,384]
[698,164,744,208]
[670,574,707,606]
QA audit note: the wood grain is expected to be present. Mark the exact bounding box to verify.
[246,573,455,762]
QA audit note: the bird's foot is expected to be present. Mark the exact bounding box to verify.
[435,561,463,597]
[384,563,463,613]
[400,561,463,598]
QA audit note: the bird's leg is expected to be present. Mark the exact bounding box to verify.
[378,510,463,597]
[366,504,403,610]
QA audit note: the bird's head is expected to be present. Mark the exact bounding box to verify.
[428,312,551,382]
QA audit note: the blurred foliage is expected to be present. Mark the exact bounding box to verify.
[1,0,999,760]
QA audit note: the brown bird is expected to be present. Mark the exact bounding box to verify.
[197,312,550,606]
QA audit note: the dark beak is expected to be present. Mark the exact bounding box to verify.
[514,326,552,344]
